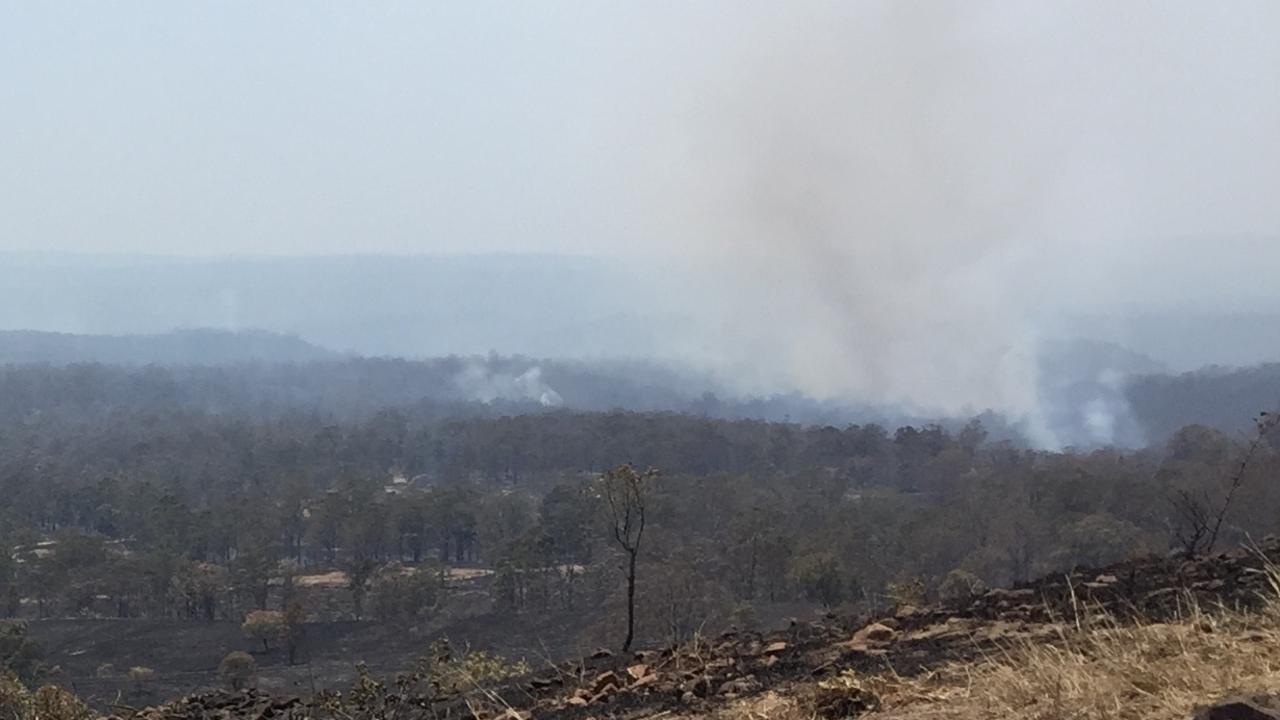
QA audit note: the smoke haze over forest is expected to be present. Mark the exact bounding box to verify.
[4,2,1280,446]
[10,6,1280,714]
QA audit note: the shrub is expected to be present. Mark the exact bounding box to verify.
[369,565,441,622]
[218,651,256,691]
[31,685,92,720]
[937,569,987,604]
[128,666,155,694]
[808,669,880,719]
[417,639,529,696]
[0,621,45,684]
[728,602,759,631]
[789,552,847,608]
[0,671,32,720]
[886,576,926,609]
[242,610,285,652]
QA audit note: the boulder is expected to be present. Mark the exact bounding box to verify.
[848,622,898,651]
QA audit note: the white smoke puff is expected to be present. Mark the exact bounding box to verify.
[453,361,563,407]
[1082,398,1117,445]
[514,367,563,407]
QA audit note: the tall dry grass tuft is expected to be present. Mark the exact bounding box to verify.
[926,564,1280,720]
[692,554,1280,720]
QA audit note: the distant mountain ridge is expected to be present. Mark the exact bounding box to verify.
[0,253,693,359]
[3,326,1277,448]
[0,328,338,365]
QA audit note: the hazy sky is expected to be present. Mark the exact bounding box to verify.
[4,2,1280,440]
[3,2,1277,260]
[2,2,712,257]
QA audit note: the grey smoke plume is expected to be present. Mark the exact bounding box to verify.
[624,1,1280,446]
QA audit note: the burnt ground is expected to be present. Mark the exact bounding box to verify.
[30,600,815,713]
[31,611,592,711]
[42,538,1280,718]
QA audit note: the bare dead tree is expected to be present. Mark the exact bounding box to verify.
[1171,487,1213,559]
[1205,412,1279,554]
[1172,411,1278,558]
[598,464,656,652]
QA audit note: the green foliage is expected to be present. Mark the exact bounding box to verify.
[1057,513,1145,568]
[283,600,307,664]
[403,639,529,698]
[0,622,44,685]
[368,565,441,622]
[727,602,759,631]
[0,671,32,720]
[242,610,286,652]
[30,685,92,720]
[230,546,277,611]
[789,552,847,608]
[810,669,880,719]
[346,558,378,620]
[128,666,155,695]
[0,672,90,720]
[218,651,256,690]
[886,577,926,609]
[169,562,227,621]
[937,569,987,604]
[331,640,530,719]
[0,357,1277,651]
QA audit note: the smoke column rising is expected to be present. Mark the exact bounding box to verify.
[621,1,1280,445]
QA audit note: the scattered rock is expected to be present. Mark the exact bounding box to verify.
[529,676,559,690]
[894,604,922,619]
[718,676,761,696]
[812,673,879,719]
[853,623,896,644]
[591,670,622,694]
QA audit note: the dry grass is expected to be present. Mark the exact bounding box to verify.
[947,605,1280,719]
[883,568,1280,720]
[688,562,1280,720]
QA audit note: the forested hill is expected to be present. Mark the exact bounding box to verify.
[1126,363,1280,440]
[0,329,337,365]
[0,358,928,433]
[1,335,1279,445]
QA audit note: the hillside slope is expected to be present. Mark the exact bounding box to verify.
[96,539,1280,720]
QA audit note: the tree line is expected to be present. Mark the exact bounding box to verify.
[0,363,1276,654]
